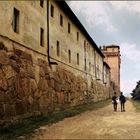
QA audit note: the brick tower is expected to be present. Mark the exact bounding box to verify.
[101,45,121,95]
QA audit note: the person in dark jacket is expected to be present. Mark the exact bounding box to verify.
[119,92,126,112]
[112,92,118,112]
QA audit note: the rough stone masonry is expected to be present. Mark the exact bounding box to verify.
[0,40,111,125]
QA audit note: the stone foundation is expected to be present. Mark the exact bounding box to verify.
[0,38,112,125]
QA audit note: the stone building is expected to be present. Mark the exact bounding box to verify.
[101,45,121,95]
[0,1,113,124]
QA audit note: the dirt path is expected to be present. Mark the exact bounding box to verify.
[30,101,140,139]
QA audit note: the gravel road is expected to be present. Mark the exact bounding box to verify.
[30,100,140,139]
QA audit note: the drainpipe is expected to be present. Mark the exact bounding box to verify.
[94,50,97,80]
[84,41,88,97]
[47,0,58,65]
[102,58,104,83]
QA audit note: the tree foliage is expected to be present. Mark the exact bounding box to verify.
[131,81,140,100]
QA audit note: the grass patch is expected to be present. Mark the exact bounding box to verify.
[0,99,110,140]
[132,99,140,112]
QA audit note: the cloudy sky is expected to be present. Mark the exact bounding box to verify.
[67,1,140,96]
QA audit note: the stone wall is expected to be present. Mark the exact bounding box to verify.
[0,39,111,125]
[0,1,114,126]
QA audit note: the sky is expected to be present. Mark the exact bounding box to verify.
[67,1,140,97]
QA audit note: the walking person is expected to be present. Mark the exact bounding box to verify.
[119,92,126,112]
[112,92,118,112]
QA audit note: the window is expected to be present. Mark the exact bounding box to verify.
[68,50,71,63]
[13,8,19,33]
[87,43,88,51]
[77,53,79,65]
[84,40,86,52]
[57,41,60,57]
[51,4,54,17]
[85,58,86,70]
[89,62,91,71]
[60,15,63,26]
[40,28,44,47]
[40,0,44,7]
[77,32,79,41]
[68,23,70,33]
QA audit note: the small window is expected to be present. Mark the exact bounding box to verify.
[57,41,60,57]
[68,50,71,63]
[84,58,86,70]
[89,62,91,71]
[60,15,63,26]
[40,0,44,7]
[13,8,19,33]
[84,40,86,52]
[87,43,88,51]
[77,53,79,65]
[68,23,70,33]
[77,32,79,41]
[40,28,44,47]
[51,5,54,17]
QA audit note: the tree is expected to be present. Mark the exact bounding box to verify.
[131,81,140,100]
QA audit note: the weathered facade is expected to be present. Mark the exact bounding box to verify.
[101,45,121,95]
[0,1,113,125]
